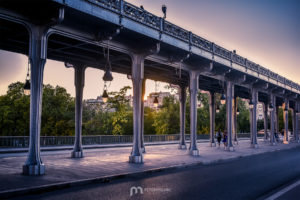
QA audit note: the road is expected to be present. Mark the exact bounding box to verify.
[11,146,300,200]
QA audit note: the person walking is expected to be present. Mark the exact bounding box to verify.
[216,129,222,147]
[223,131,228,148]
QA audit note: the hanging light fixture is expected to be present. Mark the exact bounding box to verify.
[23,57,31,95]
[153,81,159,108]
[249,99,254,109]
[102,82,109,103]
[237,107,240,115]
[216,104,220,113]
[153,96,159,108]
[268,103,274,112]
[220,93,226,105]
[101,40,113,102]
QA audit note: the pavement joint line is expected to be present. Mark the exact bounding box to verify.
[264,179,300,200]
[0,142,298,199]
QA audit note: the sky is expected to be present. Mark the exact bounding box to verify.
[0,0,299,99]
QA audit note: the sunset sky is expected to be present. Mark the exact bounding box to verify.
[0,0,299,99]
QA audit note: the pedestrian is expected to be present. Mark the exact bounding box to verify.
[223,131,227,148]
[216,129,222,147]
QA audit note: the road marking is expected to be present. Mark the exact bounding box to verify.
[265,179,300,200]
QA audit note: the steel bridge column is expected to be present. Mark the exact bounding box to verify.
[275,106,279,134]
[71,65,85,158]
[250,89,258,148]
[209,91,216,147]
[129,54,144,163]
[23,26,48,175]
[263,102,269,141]
[270,94,276,145]
[283,98,289,144]
[296,102,300,143]
[179,85,187,149]
[140,79,146,153]
[189,71,199,156]
[225,81,234,151]
[292,104,299,142]
[233,96,238,145]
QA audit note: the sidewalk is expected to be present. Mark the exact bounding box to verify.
[0,139,299,198]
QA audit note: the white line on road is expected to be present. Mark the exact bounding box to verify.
[265,179,300,200]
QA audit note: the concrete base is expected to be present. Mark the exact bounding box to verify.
[71,150,83,158]
[23,164,45,175]
[225,146,234,151]
[283,140,289,144]
[178,144,187,149]
[129,155,143,163]
[251,144,259,148]
[210,142,216,147]
[189,149,199,156]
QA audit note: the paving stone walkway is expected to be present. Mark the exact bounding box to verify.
[0,139,299,196]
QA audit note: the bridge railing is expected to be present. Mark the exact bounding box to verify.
[0,133,259,148]
[83,0,300,91]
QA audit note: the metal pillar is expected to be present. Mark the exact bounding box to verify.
[292,104,299,142]
[225,81,234,151]
[178,85,187,149]
[275,106,279,134]
[250,89,258,148]
[189,71,199,156]
[233,97,238,145]
[140,79,146,153]
[283,98,289,144]
[209,91,216,147]
[23,26,48,175]
[270,94,276,145]
[296,102,300,143]
[129,54,144,163]
[263,102,269,142]
[71,65,85,158]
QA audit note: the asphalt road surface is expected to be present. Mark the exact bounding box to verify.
[12,146,300,200]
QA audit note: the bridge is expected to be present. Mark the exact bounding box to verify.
[0,0,299,175]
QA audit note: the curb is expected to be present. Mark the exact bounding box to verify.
[0,143,298,199]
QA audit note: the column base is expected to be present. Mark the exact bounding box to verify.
[71,150,83,158]
[210,142,216,147]
[251,144,259,148]
[23,164,45,175]
[283,140,289,144]
[141,146,146,153]
[178,144,187,149]
[189,149,199,156]
[225,146,234,151]
[129,155,143,163]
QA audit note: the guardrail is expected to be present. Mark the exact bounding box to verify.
[84,0,300,91]
[0,133,259,148]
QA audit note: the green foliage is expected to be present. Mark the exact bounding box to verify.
[153,95,180,135]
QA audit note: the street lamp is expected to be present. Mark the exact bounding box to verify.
[101,41,113,103]
[249,99,254,109]
[216,105,220,113]
[268,103,274,112]
[162,4,167,19]
[153,96,159,108]
[23,58,31,95]
[220,93,226,105]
